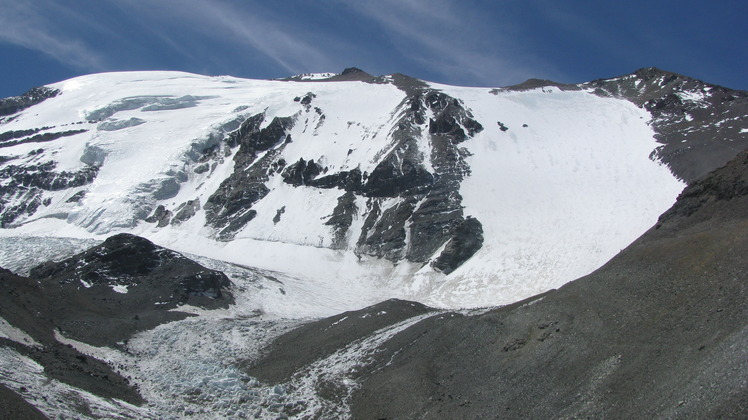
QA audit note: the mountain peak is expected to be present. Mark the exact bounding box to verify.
[340,67,367,75]
[327,66,375,81]
[498,77,581,92]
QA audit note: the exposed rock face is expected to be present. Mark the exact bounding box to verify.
[144,204,172,227]
[325,191,357,249]
[0,128,87,149]
[198,73,485,269]
[204,113,295,240]
[0,87,99,227]
[171,198,201,224]
[281,158,322,186]
[311,77,486,264]
[431,216,484,274]
[0,86,60,119]
[0,160,99,227]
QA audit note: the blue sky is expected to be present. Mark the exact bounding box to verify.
[0,0,745,98]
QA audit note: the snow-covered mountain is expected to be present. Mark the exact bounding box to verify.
[5,67,743,309]
[0,67,746,419]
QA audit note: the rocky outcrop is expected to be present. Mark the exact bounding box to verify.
[0,161,99,227]
[27,233,233,346]
[0,129,87,149]
[144,204,172,227]
[204,113,296,240]
[0,86,60,119]
[325,191,357,249]
[281,158,322,186]
[171,198,201,224]
[431,216,484,274]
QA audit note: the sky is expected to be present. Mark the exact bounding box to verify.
[0,0,745,98]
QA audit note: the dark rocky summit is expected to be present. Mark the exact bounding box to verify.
[324,67,376,82]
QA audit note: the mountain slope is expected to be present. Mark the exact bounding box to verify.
[0,67,746,418]
[5,68,743,307]
[253,148,748,419]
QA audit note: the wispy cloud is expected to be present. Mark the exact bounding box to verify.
[336,0,559,86]
[0,0,107,70]
[0,0,561,87]
[113,0,341,75]
[0,0,344,77]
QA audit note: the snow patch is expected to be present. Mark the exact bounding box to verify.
[677,90,707,103]
[111,285,128,294]
[0,347,151,419]
[296,72,337,80]
[0,317,40,347]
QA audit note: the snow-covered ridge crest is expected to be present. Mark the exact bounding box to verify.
[0,70,688,308]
